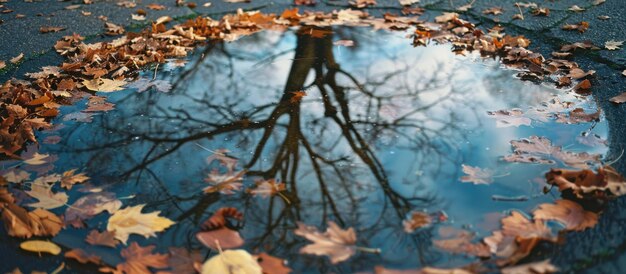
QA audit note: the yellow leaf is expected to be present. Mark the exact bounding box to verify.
[107,204,175,244]
[201,249,262,274]
[82,78,126,92]
[20,240,61,255]
[23,153,49,165]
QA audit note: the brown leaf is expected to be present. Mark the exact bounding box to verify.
[0,60,6,69]
[350,0,376,8]
[503,136,601,168]
[65,192,122,228]
[116,243,169,274]
[1,205,62,238]
[609,92,626,104]
[203,170,245,194]
[533,200,598,231]
[83,96,115,113]
[248,178,286,198]
[168,247,203,274]
[196,226,245,250]
[501,259,559,274]
[147,3,166,10]
[486,109,531,128]
[403,211,432,233]
[65,248,102,265]
[545,166,626,198]
[574,79,592,93]
[40,26,66,33]
[85,230,119,248]
[482,7,503,15]
[10,53,24,64]
[555,108,600,124]
[294,221,360,264]
[433,227,490,257]
[104,22,125,35]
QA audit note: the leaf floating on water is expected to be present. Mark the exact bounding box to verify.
[201,249,262,274]
[201,207,244,230]
[26,182,68,209]
[460,165,496,185]
[82,79,126,92]
[605,40,623,50]
[196,227,245,250]
[107,204,175,244]
[403,211,432,233]
[60,169,89,189]
[203,170,246,194]
[20,240,61,255]
[486,109,531,128]
[248,178,286,198]
[533,200,598,231]
[168,247,203,274]
[66,192,122,228]
[501,259,559,274]
[294,221,363,264]
[2,170,30,183]
[85,230,119,248]
[1,205,63,238]
[503,136,601,169]
[127,78,172,93]
[545,166,626,198]
[65,248,103,265]
[115,242,169,273]
[433,227,490,257]
[23,153,50,165]
[609,92,626,104]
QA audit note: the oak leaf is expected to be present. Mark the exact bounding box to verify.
[26,182,68,209]
[107,204,175,244]
[86,229,119,248]
[116,242,169,274]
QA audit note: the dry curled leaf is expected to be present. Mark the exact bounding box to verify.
[568,5,585,12]
[294,221,360,264]
[40,26,66,33]
[609,92,626,104]
[562,21,589,33]
[482,7,503,15]
[533,200,597,231]
[107,204,175,244]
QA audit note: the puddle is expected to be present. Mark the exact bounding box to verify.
[0,27,612,272]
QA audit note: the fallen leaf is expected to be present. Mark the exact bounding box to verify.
[555,108,600,124]
[598,15,610,20]
[203,170,246,194]
[254,252,292,274]
[593,0,605,5]
[83,96,115,112]
[531,7,549,16]
[486,109,531,128]
[132,14,146,21]
[104,22,125,35]
[294,221,361,264]
[562,21,589,33]
[201,249,261,274]
[350,0,376,9]
[568,5,585,12]
[23,153,49,165]
[0,60,6,69]
[545,166,626,198]
[65,248,102,265]
[398,0,419,6]
[503,136,601,168]
[501,211,554,240]
[65,192,122,227]
[501,259,558,274]
[196,227,245,250]
[403,211,432,233]
[26,182,68,209]
[85,230,119,248]
[147,3,166,10]
[609,92,626,104]
[3,170,30,183]
[605,40,624,50]
[433,227,490,257]
[248,178,286,198]
[290,90,307,103]
[482,7,503,15]
[460,165,495,185]
[20,240,61,255]
[533,199,597,231]
[65,4,81,10]
[61,169,89,189]
[40,26,66,33]
[107,204,175,244]
[116,242,169,274]
[9,53,24,64]
[168,247,203,274]
[83,79,126,92]
[1,206,63,238]
[435,12,458,23]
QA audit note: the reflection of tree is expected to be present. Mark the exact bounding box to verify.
[54,27,478,271]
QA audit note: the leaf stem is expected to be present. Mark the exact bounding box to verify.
[356,246,381,254]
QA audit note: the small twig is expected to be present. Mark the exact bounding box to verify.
[153,64,159,80]
[517,5,524,20]
[491,195,529,202]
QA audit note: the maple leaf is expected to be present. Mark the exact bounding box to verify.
[555,108,600,124]
[533,199,597,231]
[26,182,68,209]
[501,259,559,274]
[2,170,30,183]
[86,229,119,248]
[503,136,601,168]
[433,227,490,257]
[83,95,116,112]
[206,149,239,173]
[605,40,624,50]
[83,79,126,92]
[460,165,495,185]
[203,169,246,194]
[107,204,175,244]
[295,221,367,264]
[610,92,626,104]
[168,247,203,274]
[65,192,122,227]
[115,242,169,274]
[127,78,172,93]
[201,249,262,274]
[290,90,307,104]
[25,66,61,79]
[403,211,432,233]
[23,153,49,165]
[248,178,286,198]
[65,248,102,265]
[61,169,89,189]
